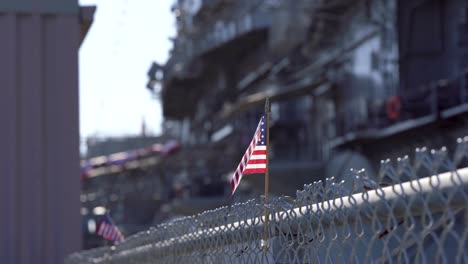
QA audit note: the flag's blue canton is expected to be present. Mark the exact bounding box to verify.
[257,114,267,146]
[101,214,112,224]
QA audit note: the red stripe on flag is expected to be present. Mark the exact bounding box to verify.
[247,159,267,164]
[230,179,235,190]
[97,222,103,235]
[239,161,244,172]
[252,150,267,155]
[243,168,267,175]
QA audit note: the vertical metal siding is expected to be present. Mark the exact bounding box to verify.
[0,11,81,264]
[0,13,18,264]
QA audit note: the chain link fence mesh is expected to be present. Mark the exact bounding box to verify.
[67,138,468,263]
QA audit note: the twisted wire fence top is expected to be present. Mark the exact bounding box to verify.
[67,138,468,264]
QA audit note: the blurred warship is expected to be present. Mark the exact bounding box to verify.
[148,0,468,194]
[81,0,468,249]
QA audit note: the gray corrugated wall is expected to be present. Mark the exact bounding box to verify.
[0,1,81,263]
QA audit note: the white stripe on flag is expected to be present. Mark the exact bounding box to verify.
[245,164,267,169]
[250,155,266,160]
[110,229,116,240]
[103,225,110,237]
[105,225,112,238]
[254,146,267,150]
[232,174,238,186]
[100,224,108,236]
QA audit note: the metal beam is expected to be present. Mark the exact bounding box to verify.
[0,0,79,14]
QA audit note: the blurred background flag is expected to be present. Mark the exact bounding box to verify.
[230,114,268,195]
[96,214,125,243]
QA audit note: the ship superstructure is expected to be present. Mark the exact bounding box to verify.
[148,0,468,195]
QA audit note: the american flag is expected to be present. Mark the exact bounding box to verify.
[230,114,267,195]
[96,214,125,243]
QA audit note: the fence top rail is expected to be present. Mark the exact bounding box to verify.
[70,170,468,262]
[67,137,468,263]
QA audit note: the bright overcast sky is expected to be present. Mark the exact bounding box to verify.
[78,0,174,140]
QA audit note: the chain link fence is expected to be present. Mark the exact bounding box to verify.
[67,138,468,263]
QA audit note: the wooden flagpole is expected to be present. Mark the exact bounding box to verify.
[104,239,110,264]
[263,97,271,254]
[104,208,110,264]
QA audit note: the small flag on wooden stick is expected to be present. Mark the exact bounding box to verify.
[229,98,271,252]
[97,214,125,243]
